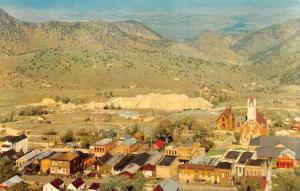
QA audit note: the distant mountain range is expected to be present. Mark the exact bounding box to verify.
[0,8,299,92]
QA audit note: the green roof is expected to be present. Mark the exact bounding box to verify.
[206,150,225,156]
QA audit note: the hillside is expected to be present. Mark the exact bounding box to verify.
[1,7,300,104]
[233,19,300,84]
[0,8,167,56]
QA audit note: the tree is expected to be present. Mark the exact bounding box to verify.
[130,172,145,191]
[273,172,300,191]
[60,130,74,143]
[0,158,15,182]
[8,182,30,191]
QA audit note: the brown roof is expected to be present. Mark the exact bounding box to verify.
[216,162,232,169]
[71,178,85,188]
[50,178,64,189]
[256,110,267,127]
[89,183,100,190]
[217,105,232,121]
[179,164,215,171]
[247,159,266,166]
[51,152,79,161]
[143,164,155,171]
[0,134,27,143]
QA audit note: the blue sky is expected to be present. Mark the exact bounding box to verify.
[1,0,300,39]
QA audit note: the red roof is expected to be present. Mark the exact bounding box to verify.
[256,110,267,127]
[89,183,100,190]
[143,164,155,171]
[154,140,164,149]
[50,178,64,189]
[217,105,232,121]
[71,178,84,188]
[118,171,134,179]
[153,185,164,191]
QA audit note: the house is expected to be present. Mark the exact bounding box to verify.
[50,152,82,176]
[215,162,234,185]
[153,179,180,191]
[0,134,28,153]
[164,142,203,162]
[88,183,101,191]
[67,178,85,191]
[43,178,64,191]
[154,140,164,150]
[240,96,269,145]
[0,175,23,189]
[16,149,42,168]
[216,105,235,131]
[142,153,162,177]
[75,151,96,169]
[179,163,215,184]
[100,154,123,177]
[113,154,135,175]
[233,152,254,178]
[244,159,269,177]
[249,136,300,168]
[0,149,18,160]
[87,153,113,177]
[156,156,178,179]
[142,164,156,177]
[114,137,141,154]
[90,138,116,157]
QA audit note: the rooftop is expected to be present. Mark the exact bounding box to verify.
[0,134,27,144]
[51,152,79,161]
[247,159,267,166]
[179,164,214,171]
[114,155,135,171]
[215,162,232,169]
[224,151,240,160]
[158,156,176,166]
[93,138,113,146]
[50,178,64,189]
[71,178,84,189]
[237,152,254,164]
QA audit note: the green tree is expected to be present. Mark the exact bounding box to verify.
[60,130,74,143]
[8,182,30,191]
[273,172,300,191]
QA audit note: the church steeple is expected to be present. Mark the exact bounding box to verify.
[247,95,256,121]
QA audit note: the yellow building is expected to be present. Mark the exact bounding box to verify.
[156,156,178,179]
[179,164,215,184]
[165,142,203,161]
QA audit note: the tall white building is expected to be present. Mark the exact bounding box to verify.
[0,134,28,153]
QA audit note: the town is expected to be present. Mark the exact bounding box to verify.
[1,95,299,191]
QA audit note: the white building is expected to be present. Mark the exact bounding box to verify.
[67,178,85,191]
[43,178,64,191]
[0,134,28,153]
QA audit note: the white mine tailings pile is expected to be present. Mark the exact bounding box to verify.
[104,93,213,111]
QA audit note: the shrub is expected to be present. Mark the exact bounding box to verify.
[19,106,48,116]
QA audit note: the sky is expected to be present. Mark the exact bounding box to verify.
[1,0,300,39]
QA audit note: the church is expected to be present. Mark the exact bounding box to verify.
[216,105,235,131]
[240,96,269,145]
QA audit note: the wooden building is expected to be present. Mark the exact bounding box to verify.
[90,138,116,157]
[50,152,82,176]
[216,105,235,131]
